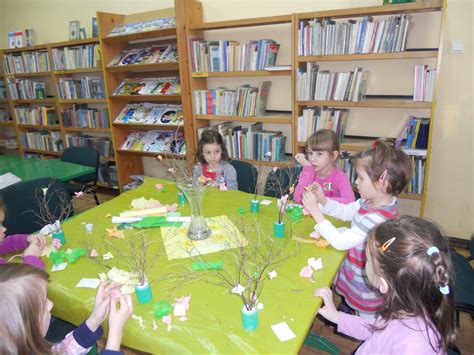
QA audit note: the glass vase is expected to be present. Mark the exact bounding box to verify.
[178,178,211,240]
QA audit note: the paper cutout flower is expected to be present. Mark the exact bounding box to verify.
[166,204,177,212]
[299,265,313,278]
[155,183,164,190]
[168,167,176,174]
[90,249,98,258]
[272,166,278,172]
[308,257,323,271]
[51,238,62,250]
[268,270,278,279]
[162,315,172,332]
[152,320,158,330]
[219,183,228,191]
[102,252,114,260]
[231,284,246,295]
[41,187,48,196]
[74,191,84,198]
[106,227,125,239]
[257,303,264,310]
[173,295,191,317]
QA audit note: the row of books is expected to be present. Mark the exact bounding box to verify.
[15,106,58,126]
[190,39,280,73]
[193,81,271,117]
[108,45,178,67]
[0,108,11,121]
[298,14,411,56]
[413,65,435,102]
[7,78,48,100]
[396,116,430,150]
[52,44,100,71]
[297,63,368,101]
[120,130,186,155]
[0,82,7,99]
[108,17,176,36]
[297,107,349,142]
[65,134,114,157]
[61,105,110,129]
[113,77,181,96]
[20,130,63,152]
[202,122,287,161]
[3,50,50,74]
[0,136,18,149]
[114,103,183,125]
[57,77,106,100]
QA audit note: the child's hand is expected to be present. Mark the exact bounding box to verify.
[27,234,47,249]
[308,183,327,205]
[314,287,339,324]
[295,153,311,166]
[106,292,134,351]
[86,281,121,331]
[24,236,47,257]
[302,190,325,223]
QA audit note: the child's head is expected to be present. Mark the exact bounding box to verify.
[196,129,230,165]
[354,139,412,199]
[367,216,456,352]
[306,129,339,172]
[0,199,6,242]
[0,263,53,353]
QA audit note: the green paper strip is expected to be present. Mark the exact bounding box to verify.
[192,261,223,271]
[131,216,183,228]
[236,207,246,214]
[167,212,182,217]
[153,300,172,318]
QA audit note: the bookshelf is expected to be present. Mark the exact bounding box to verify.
[183,0,444,216]
[97,0,194,190]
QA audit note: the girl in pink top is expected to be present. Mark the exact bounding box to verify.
[314,216,456,354]
[294,129,354,204]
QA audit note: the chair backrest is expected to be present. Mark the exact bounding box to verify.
[264,166,302,198]
[230,160,258,194]
[1,177,74,235]
[61,147,99,184]
[450,249,474,309]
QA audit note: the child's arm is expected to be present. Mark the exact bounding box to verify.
[294,165,316,203]
[105,292,133,352]
[330,169,356,204]
[222,163,238,190]
[0,234,29,254]
[337,312,375,341]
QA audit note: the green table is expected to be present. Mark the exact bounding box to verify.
[0,155,94,181]
[47,177,347,353]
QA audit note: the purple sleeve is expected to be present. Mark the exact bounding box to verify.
[0,234,29,255]
[294,165,316,203]
[101,351,124,355]
[337,312,375,341]
[23,255,45,270]
[73,321,104,348]
[330,170,355,204]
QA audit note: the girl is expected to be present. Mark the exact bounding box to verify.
[294,129,355,204]
[302,139,412,317]
[315,216,456,354]
[194,129,238,190]
[0,263,133,354]
[0,199,46,269]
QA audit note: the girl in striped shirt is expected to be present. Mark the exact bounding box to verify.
[302,139,412,317]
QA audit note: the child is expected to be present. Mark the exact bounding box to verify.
[302,139,412,317]
[0,199,46,269]
[0,263,133,354]
[294,129,355,204]
[314,216,456,354]
[194,129,238,190]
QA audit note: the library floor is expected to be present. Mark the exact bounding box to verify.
[78,189,474,355]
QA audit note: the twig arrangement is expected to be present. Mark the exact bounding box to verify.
[265,167,300,224]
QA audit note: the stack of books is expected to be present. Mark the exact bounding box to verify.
[190,39,280,72]
[113,77,181,96]
[57,77,106,99]
[297,63,368,102]
[61,105,109,129]
[193,81,271,117]
[114,103,183,125]
[297,107,349,142]
[52,44,100,70]
[7,78,48,100]
[120,130,185,155]
[3,50,50,74]
[407,154,426,194]
[298,14,411,56]
[65,134,114,157]
[413,65,436,102]
[20,130,63,152]
[15,106,58,126]
[107,17,176,36]
[108,45,178,66]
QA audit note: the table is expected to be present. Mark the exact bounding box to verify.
[47,177,347,353]
[0,155,94,181]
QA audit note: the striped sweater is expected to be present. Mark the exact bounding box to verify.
[314,198,399,317]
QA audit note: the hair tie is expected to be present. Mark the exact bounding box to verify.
[426,246,440,256]
[371,142,377,148]
[439,285,450,295]
[381,237,396,252]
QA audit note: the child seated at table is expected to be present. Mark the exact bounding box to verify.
[314,216,456,354]
[194,129,238,190]
[0,199,46,269]
[0,263,133,354]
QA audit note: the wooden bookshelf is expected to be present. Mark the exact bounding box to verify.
[188,14,292,30]
[98,2,194,190]
[194,113,293,124]
[191,70,291,77]
[297,50,439,62]
[62,127,111,133]
[22,148,62,156]
[58,99,107,104]
[116,149,185,158]
[17,124,61,130]
[297,99,433,109]
[54,67,103,75]
[0,121,14,126]
[7,71,51,77]
[12,99,56,104]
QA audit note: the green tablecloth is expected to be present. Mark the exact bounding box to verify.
[47,177,347,353]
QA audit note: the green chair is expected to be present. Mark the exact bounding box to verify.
[304,332,340,354]
[0,177,73,235]
[230,160,258,194]
[264,166,301,198]
[450,249,474,325]
[61,147,100,205]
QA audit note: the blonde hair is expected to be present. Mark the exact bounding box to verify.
[306,129,340,153]
[0,263,51,353]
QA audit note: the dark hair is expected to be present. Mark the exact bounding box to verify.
[196,129,230,164]
[368,216,456,352]
[0,263,51,353]
[354,138,412,195]
[306,129,340,153]
[0,198,4,213]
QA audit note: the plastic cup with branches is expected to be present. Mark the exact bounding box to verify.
[266,167,299,224]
